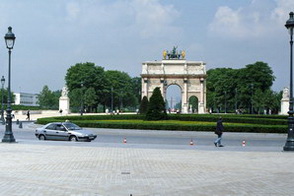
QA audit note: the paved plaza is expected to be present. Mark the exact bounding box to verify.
[0,122,294,196]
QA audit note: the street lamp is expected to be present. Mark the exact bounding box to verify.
[251,84,254,114]
[1,76,5,125]
[235,88,238,113]
[284,12,294,151]
[224,91,227,114]
[2,26,16,143]
[111,87,114,113]
[80,82,84,116]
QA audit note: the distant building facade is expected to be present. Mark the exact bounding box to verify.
[13,92,39,106]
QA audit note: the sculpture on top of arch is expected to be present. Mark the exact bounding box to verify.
[163,46,186,60]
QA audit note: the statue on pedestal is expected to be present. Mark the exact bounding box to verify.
[59,86,70,115]
[61,86,69,97]
[280,87,290,115]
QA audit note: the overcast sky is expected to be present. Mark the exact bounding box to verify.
[0,0,293,97]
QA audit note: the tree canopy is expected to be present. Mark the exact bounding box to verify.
[206,61,280,114]
[64,62,140,112]
[37,85,60,109]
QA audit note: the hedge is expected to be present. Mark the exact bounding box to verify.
[167,114,287,125]
[36,116,287,134]
[36,114,287,126]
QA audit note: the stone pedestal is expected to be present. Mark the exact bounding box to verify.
[280,98,289,115]
[280,87,289,115]
[59,86,70,115]
[59,96,70,115]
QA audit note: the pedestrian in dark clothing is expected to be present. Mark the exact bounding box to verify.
[26,110,30,121]
[214,117,224,147]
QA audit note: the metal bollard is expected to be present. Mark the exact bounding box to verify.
[19,121,22,129]
[16,119,19,125]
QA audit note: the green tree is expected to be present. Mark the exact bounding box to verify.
[68,88,81,112]
[206,61,276,113]
[0,89,9,105]
[37,85,59,109]
[65,62,108,111]
[139,96,149,114]
[145,87,167,121]
[84,87,97,112]
[189,96,198,112]
[104,70,137,110]
[206,68,238,112]
[254,89,281,114]
[131,77,142,105]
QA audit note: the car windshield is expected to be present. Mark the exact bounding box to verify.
[63,123,81,130]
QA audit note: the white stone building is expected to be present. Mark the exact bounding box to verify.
[13,92,39,106]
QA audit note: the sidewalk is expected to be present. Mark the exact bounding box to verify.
[0,124,293,195]
[12,111,134,121]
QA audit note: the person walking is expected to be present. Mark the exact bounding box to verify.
[26,110,30,121]
[214,117,224,147]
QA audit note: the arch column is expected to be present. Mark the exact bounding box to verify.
[198,78,205,113]
[182,78,188,113]
[160,78,166,100]
[142,78,148,98]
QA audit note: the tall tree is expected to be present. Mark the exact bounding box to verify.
[104,70,137,110]
[206,61,277,113]
[84,87,97,112]
[139,96,149,114]
[65,62,108,110]
[145,87,167,121]
[68,88,82,112]
[37,85,59,109]
[131,77,142,105]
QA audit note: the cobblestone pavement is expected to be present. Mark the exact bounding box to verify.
[0,135,294,196]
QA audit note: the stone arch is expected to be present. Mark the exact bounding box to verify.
[166,83,182,111]
[188,96,198,113]
[141,57,207,114]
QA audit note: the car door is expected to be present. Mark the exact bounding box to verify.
[55,124,70,140]
[43,123,58,140]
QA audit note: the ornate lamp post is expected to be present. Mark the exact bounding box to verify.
[2,26,16,143]
[224,90,227,114]
[251,83,254,114]
[80,82,84,116]
[1,76,5,124]
[284,12,294,151]
[235,88,238,113]
[111,87,114,113]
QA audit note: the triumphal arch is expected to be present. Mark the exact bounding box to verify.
[141,47,207,114]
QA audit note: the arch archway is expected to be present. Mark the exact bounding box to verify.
[141,51,207,114]
[166,84,182,113]
[189,96,198,113]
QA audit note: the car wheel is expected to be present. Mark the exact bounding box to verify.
[69,136,78,142]
[39,135,46,140]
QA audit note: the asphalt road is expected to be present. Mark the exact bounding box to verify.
[3,122,286,152]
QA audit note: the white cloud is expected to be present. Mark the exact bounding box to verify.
[62,0,180,39]
[271,0,294,24]
[131,0,180,38]
[66,2,80,21]
[209,0,294,39]
[209,6,245,38]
